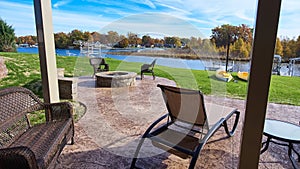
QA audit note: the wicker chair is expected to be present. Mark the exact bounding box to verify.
[130,84,240,169]
[141,59,156,80]
[0,87,74,169]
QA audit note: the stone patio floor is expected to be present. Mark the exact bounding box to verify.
[53,76,300,169]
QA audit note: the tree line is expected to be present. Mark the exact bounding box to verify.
[16,27,300,60]
[1,17,299,60]
[15,27,253,59]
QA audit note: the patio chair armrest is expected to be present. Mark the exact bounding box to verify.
[45,102,73,122]
[0,146,38,169]
[199,118,225,145]
[223,109,240,137]
[142,114,168,138]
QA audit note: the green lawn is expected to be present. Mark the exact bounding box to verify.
[1,52,299,106]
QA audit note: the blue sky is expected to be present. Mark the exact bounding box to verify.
[0,0,299,39]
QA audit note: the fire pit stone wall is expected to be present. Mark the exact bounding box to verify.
[96,71,137,87]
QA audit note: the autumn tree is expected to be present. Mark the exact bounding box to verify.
[201,39,217,54]
[67,29,91,48]
[164,36,182,48]
[54,32,69,49]
[117,38,129,48]
[281,38,293,59]
[16,35,37,45]
[188,37,201,49]
[296,36,300,57]
[153,38,159,44]
[211,24,237,48]
[180,38,190,47]
[237,24,253,44]
[211,24,238,71]
[83,31,91,42]
[274,37,283,56]
[211,24,253,48]
[280,36,300,59]
[286,39,297,58]
[164,37,174,48]
[231,38,249,58]
[69,29,85,43]
[127,32,141,47]
[0,18,16,52]
[107,31,120,45]
[173,37,182,48]
[211,24,253,59]
[99,33,108,44]
[142,35,153,47]
[90,32,101,42]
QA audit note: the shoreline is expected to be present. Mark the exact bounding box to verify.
[105,50,251,62]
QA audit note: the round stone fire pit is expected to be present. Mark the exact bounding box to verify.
[96,71,137,87]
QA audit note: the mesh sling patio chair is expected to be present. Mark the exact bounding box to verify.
[130,84,240,169]
[141,59,156,80]
[89,57,109,77]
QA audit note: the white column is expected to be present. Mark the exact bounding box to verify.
[239,0,282,168]
[33,0,59,103]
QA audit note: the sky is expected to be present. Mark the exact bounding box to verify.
[0,0,300,39]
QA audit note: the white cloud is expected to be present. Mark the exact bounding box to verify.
[84,0,149,14]
[156,2,191,15]
[51,9,113,33]
[144,0,156,9]
[277,0,300,38]
[53,0,72,8]
[281,0,300,11]
[102,7,133,17]
[100,13,205,38]
[129,0,156,9]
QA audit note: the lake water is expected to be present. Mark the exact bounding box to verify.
[17,47,251,72]
[19,47,300,75]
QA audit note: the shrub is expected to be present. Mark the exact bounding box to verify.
[0,18,16,52]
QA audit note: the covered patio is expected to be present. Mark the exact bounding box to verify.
[51,76,300,169]
[29,0,299,168]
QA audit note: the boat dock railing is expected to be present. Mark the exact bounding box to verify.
[288,57,300,76]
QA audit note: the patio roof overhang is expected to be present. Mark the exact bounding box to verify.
[32,0,282,168]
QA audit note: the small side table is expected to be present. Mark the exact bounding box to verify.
[261,119,300,169]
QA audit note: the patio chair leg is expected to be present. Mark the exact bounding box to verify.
[152,72,155,80]
[141,72,143,80]
[71,137,74,145]
[188,143,205,169]
[189,156,197,169]
[130,138,146,169]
